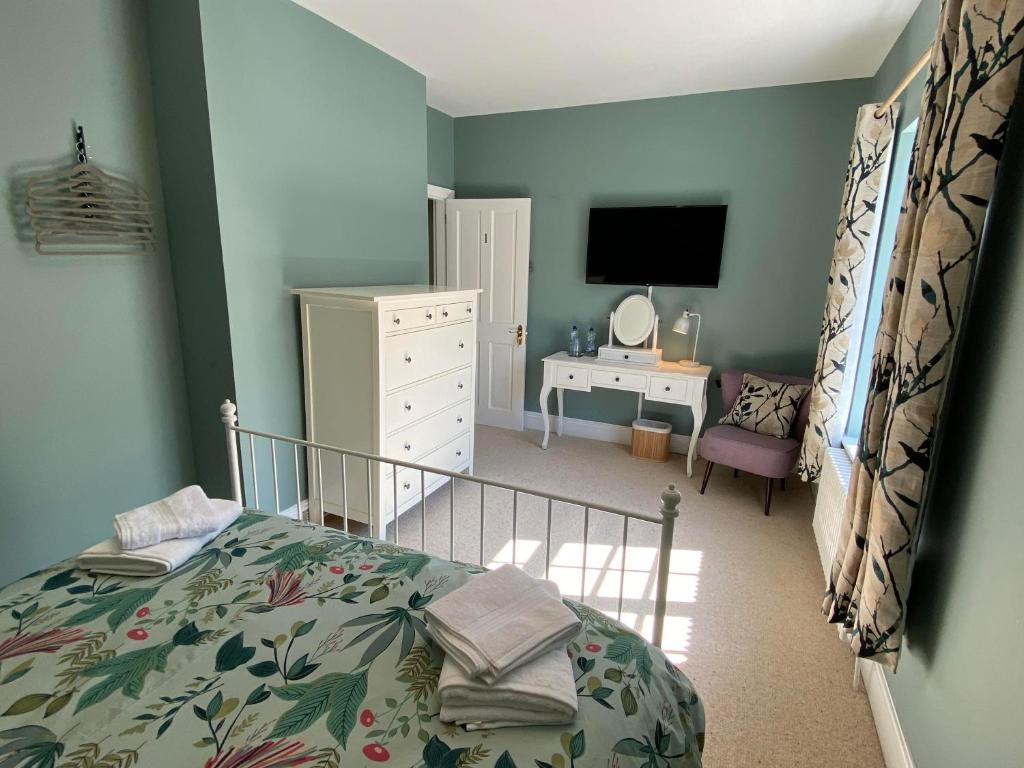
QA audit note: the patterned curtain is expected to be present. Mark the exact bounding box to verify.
[798,104,900,482]
[825,0,1024,669]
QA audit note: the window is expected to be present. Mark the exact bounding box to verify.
[843,120,918,450]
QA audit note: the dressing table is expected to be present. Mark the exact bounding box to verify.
[538,291,711,476]
[538,353,710,476]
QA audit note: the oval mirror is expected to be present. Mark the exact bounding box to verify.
[613,295,656,347]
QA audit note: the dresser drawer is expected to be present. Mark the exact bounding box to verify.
[385,305,437,333]
[384,366,471,433]
[591,369,647,392]
[383,433,471,515]
[384,322,474,390]
[647,375,693,403]
[385,400,471,463]
[439,300,474,322]
[556,364,590,390]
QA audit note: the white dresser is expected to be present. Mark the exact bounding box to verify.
[293,285,481,535]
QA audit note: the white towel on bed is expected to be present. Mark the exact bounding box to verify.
[425,564,582,684]
[79,499,241,576]
[438,580,578,729]
[113,485,224,550]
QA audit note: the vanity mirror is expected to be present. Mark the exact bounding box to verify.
[600,292,662,365]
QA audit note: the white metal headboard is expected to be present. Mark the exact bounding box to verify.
[219,400,679,648]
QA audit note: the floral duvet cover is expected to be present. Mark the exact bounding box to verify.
[0,513,704,767]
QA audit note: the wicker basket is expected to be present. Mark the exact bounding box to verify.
[630,419,671,462]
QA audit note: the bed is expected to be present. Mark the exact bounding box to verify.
[0,404,705,767]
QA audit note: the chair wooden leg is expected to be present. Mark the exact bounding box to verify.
[764,478,774,516]
[700,461,714,494]
[732,468,739,478]
[780,477,786,491]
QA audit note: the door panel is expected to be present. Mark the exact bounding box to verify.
[446,198,531,430]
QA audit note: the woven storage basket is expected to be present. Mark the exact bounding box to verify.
[630,418,671,462]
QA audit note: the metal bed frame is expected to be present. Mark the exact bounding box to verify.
[220,400,680,648]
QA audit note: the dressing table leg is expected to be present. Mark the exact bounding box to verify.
[687,396,706,478]
[540,380,553,449]
[556,387,564,436]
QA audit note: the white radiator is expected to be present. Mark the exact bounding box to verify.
[812,447,853,581]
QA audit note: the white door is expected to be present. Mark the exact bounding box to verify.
[445,198,531,430]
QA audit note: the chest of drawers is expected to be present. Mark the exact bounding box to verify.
[293,285,481,535]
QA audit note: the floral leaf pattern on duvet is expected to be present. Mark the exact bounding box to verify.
[0,513,704,766]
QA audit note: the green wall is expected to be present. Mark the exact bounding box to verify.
[0,0,194,583]
[454,79,869,433]
[147,0,429,507]
[862,1,1024,764]
[427,107,455,189]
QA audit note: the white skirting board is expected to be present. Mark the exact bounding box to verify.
[858,658,916,768]
[278,499,309,521]
[523,411,698,455]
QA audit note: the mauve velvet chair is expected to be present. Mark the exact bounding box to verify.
[699,368,812,515]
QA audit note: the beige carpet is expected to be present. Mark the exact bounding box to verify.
[333,425,883,767]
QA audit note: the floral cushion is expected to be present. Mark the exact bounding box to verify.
[719,373,810,438]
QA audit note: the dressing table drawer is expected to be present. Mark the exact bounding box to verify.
[648,375,693,403]
[592,369,647,392]
[556,364,590,390]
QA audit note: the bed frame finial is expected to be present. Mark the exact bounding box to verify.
[652,484,681,648]
[221,399,243,504]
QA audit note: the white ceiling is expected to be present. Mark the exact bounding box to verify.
[294,1,921,117]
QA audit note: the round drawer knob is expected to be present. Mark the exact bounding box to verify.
[455,450,462,457]
[403,442,412,452]
[402,482,411,491]
[404,402,412,411]
[458,341,465,349]
[664,386,671,392]
[466,307,472,314]
[457,382,464,390]
[568,374,574,380]
[404,354,412,363]
[443,310,449,317]
[624,354,630,359]
[457,416,463,424]
[615,376,620,382]
[393,317,401,325]
[426,312,433,319]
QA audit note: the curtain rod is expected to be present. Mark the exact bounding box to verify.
[874,45,934,118]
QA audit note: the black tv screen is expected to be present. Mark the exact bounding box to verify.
[586,205,727,287]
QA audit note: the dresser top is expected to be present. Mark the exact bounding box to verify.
[543,351,712,378]
[291,285,481,302]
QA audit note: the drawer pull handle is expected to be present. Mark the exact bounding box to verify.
[457,416,463,424]
[466,307,472,314]
[624,354,630,360]
[457,382,464,390]
[458,341,465,349]
[404,402,412,411]
[442,310,449,317]
[426,312,433,320]
[403,442,412,452]
[393,317,401,325]
[664,386,671,392]
[455,450,462,457]
[404,354,412,363]
[568,374,574,380]
[615,376,620,382]
[403,482,411,491]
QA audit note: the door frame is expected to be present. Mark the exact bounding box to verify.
[427,185,454,286]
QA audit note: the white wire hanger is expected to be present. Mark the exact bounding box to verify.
[26,124,155,255]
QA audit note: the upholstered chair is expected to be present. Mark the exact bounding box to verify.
[698,368,811,515]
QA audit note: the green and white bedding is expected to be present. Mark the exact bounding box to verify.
[0,513,704,767]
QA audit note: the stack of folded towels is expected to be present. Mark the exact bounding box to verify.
[425,564,582,730]
[76,485,241,576]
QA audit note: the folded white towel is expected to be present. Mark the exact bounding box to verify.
[114,485,222,550]
[79,499,241,576]
[425,564,582,684]
[438,581,578,730]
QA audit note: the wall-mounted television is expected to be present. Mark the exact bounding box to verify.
[585,204,727,287]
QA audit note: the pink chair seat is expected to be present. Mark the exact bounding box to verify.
[700,425,800,479]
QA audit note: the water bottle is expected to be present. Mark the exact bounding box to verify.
[584,327,597,356]
[569,325,581,357]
